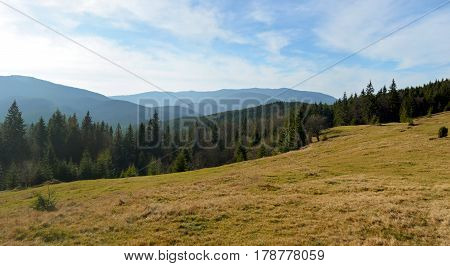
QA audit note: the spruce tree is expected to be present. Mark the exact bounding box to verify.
[81,112,95,157]
[295,109,307,147]
[123,125,136,166]
[29,117,47,159]
[172,149,188,172]
[2,101,28,164]
[389,79,400,122]
[138,122,146,148]
[96,150,113,178]
[121,164,138,177]
[48,110,67,160]
[147,158,162,175]
[258,145,267,158]
[79,150,94,179]
[233,143,247,162]
[5,162,20,189]
[66,114,82,163]
[112,124,124,176]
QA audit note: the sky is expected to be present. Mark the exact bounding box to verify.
[0,0,449,97]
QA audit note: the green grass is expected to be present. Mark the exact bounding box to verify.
[0,112,449,245]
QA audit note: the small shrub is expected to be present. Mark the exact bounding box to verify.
[438,126,448,138]
[407,118,414,126]
[121,164,138,178]
[427,107,433,118]
[32,187,57,211]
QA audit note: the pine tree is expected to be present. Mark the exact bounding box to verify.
[147,158,162,175]
[34,155,54,185]
[400,94,414,123]
[121,164,138,177]
[81,112,95,157]
[233,143,247,162]
[123,125,136,166]
[96,150,113,178]
[31,117,48,159]
[5,162,20,189]
[388,79,400,122]
[136,150,148,175]
[2,101,28,164]
[138,122,146,148]
[162,124,171,148]
[66,114,82,162]
[172,149,188,172]
[295,109,307,147]
[361,81,376,123]
[258,145,267,158]
[147,112,160,153]
[79,150,94,179]
[252,126,261,146]
[48,110,67,159]
[54,160,77,182]
[112,124,124,176]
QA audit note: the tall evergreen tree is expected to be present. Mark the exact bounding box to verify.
[2,101,28,164]
[66,114,82,162]
[31,117,48,159]
[123,125,136,167]
[112,124,124,176]
[81,112,95,156]
[48,110,67,159]
[388,79,401,122]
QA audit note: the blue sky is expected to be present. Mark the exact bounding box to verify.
[0,0,449,97]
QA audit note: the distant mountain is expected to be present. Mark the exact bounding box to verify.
[0,76,189,124]
[111,88,336,115]
[0,75,336,124]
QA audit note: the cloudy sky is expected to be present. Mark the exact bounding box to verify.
[0,0,449,97]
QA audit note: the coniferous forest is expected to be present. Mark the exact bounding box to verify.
[0,79,448,190]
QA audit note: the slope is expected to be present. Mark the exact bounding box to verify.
[0,112,448,245]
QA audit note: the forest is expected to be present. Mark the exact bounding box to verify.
[0,78,448,190]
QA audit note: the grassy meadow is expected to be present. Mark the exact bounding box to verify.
[0,112,449,245]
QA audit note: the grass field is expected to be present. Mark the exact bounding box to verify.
[0,112,449,245]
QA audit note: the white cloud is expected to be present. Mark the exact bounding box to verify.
[0,4,289,95]
[0,0,448,99]
[34,0,246,44]
[248,4,274,25]
[257,31,290,54]
[314,0,450,68]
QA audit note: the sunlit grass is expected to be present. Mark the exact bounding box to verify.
[0,112,449,245]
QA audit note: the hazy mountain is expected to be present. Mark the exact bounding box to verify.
[0,76,189,124]
[111,88,336,114]
[0,75,336,124]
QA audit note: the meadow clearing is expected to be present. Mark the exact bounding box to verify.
[0,112,448,245]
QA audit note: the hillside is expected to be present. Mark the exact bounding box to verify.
[0,76,188,124]
[0,112,448,245]
[111,88,336,115]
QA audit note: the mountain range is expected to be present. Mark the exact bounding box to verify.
[111,87,336,113]
[0,75,336,124]
[0,76,188,125]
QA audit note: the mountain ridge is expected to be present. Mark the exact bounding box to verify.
[0,75,188,124]
[0,75,336,124]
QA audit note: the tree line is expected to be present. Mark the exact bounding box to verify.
[0,78,448,190]
[333,79,449,126]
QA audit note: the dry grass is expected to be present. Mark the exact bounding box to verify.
[0,112,449,245]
